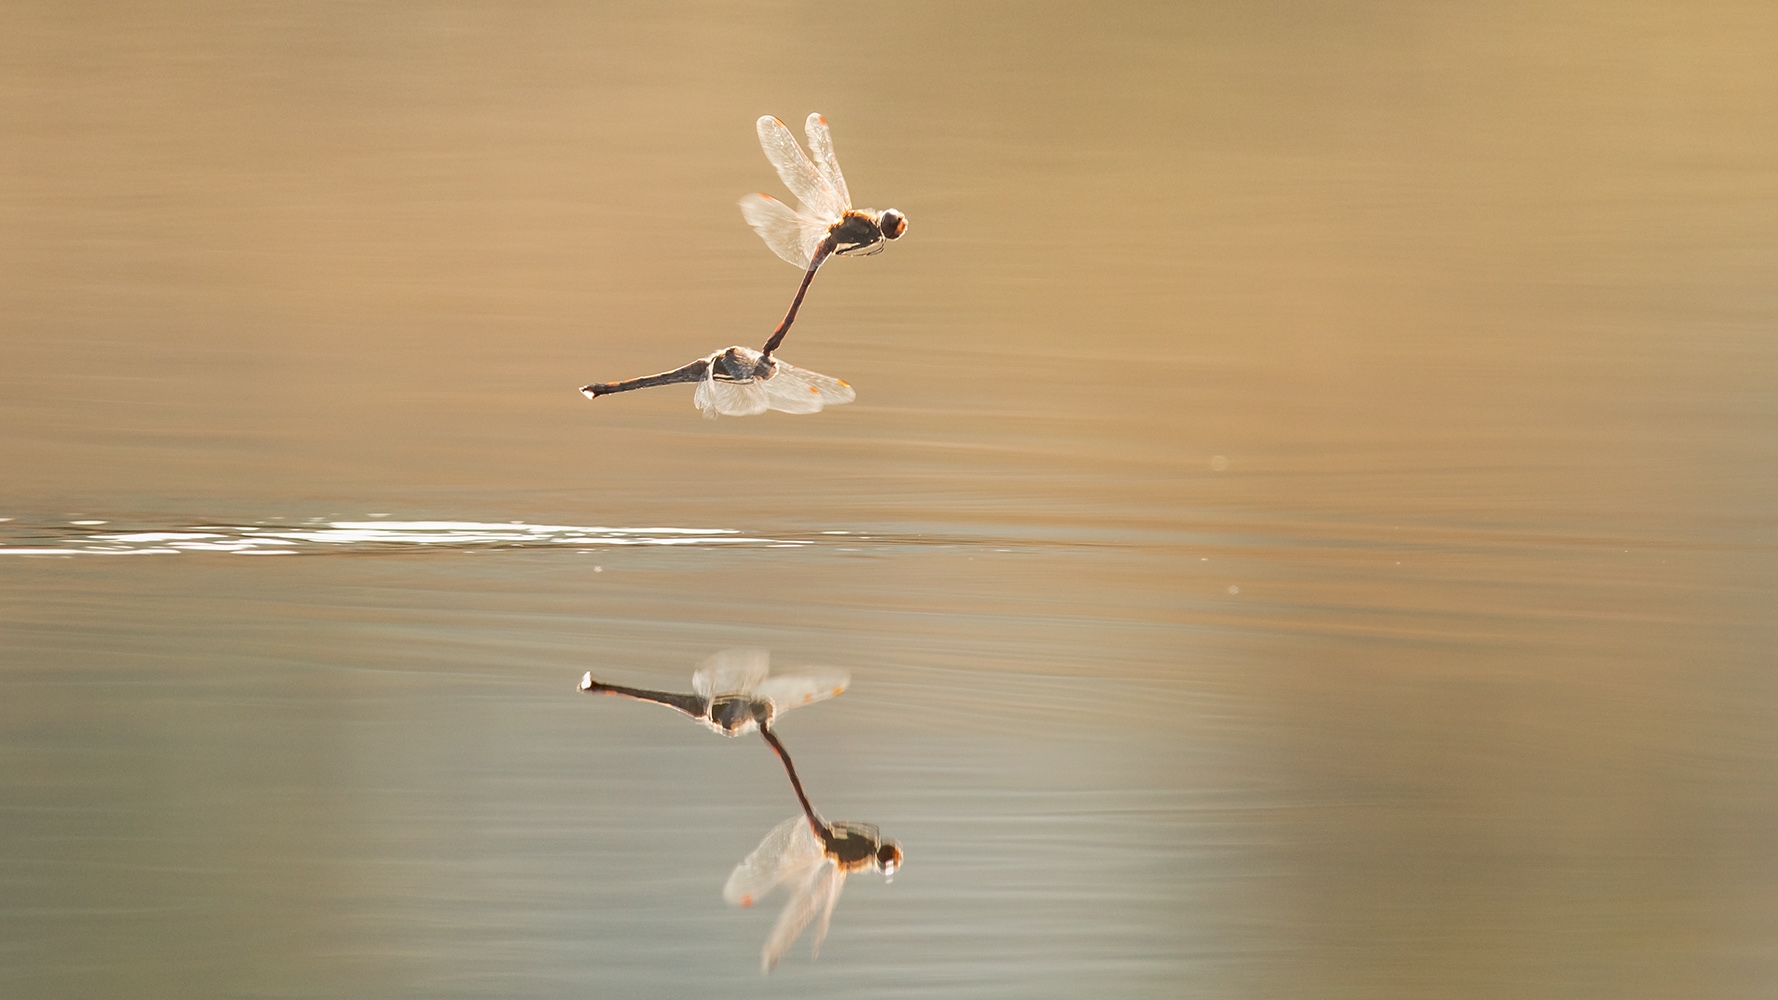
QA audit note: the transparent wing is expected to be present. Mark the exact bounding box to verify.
[755,115,843,222]
[810,867,847,959]
[738,193,832,269]
[725,814,824,909]
[803,113,852,213]
[751,668,851,716]
[694,372,771,419]
[693,648,771,700]
[762,857,836,972]
[759,361,856,414]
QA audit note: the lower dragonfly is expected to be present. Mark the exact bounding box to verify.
[577,648,849,737]
[579,346,854,419]
[725,726,903,972]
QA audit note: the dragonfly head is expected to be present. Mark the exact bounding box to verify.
[877,840,903,876]
[749,699,775,730]
[878,208,907,240]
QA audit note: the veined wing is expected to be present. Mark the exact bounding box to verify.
[738,193,832,269]
[756,115,843,222]
[809,866,847,959]
[803,114,852,214]
[762,857,837,972]
[694,372,771,419]
[725,814,824,910]
[752,668,851,716]
[693,648,771,701]
[760,361,856,414]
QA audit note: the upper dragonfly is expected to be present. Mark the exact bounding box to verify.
[577,648,849,736]
[740,113,908,358]
[578,345,855,419]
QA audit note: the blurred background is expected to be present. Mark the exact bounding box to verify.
[2,1,1776,997]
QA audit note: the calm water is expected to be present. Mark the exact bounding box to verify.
[4,2,1777,998]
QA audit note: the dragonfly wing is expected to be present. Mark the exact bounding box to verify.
[725,814,823,909]
[759,362,856,415]
[755,115,843,222]
[751,668,851,716]
[738,193,831,269]
[762,857,834,972]
[810,867,847,959]
[796,224,833,270]
[758,366,825,415]
[803,113,852,213]
[693,648,771,700]
[693,371,770,419]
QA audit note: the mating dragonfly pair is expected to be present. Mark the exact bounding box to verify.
[580,114,907,418]
[579,650,902,972]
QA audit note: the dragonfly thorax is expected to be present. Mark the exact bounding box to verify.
[707,695,770,734]
[831,212,890,256]
[823,821,893,871]
[711,347,775,383]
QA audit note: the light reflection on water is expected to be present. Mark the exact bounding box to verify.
[0,519,810,556]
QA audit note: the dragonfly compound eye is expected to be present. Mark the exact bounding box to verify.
[879,209,906,240]
[878,842,903,874]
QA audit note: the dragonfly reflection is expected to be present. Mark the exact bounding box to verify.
[740,113,907,359]
[726,727,902,972]
[577,648,849,736]
[579,346,854,419]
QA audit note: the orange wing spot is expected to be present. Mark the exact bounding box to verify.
[800,694,813,704]
[809,385,820,394]
[831,686,844,697]
[837,380,850,388]
[816,115,828,125]
[739,894,753,908]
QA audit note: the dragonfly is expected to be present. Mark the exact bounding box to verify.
[740,113,908,359]
[578,345,855,419]
[724,728,903,972]
[577,648,850,736]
